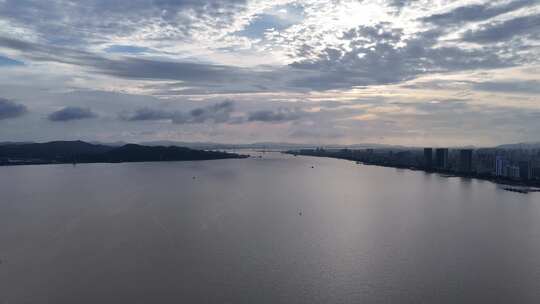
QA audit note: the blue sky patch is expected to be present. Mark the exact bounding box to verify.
[104,45,152,54]
[236,14,294,38]
[0,55,24,66]
[235,4,304,39]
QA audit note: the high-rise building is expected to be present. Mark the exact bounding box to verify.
[435,148,449,169]
[532,167,540,179]
[495,155,508,177]
[459,149,473,173]
[519,161,531,180]
[423,148,433,169]
[508,165,520,180]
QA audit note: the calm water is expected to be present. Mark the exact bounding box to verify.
[1,152,540,303]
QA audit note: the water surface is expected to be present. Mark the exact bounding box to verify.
[1,152,539,303]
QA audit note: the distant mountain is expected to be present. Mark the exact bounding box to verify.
[0,141,113,160]
[139,141,403,151]
[0,141,34,146]
[496,142,540,150]
[0,141,247,165]
[89,141,127,147]
[141,141,230,150]
[104,144,245,162]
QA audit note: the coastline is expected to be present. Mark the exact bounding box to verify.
[0,154,249,167]
[285,151,540,193]
[0,141,249,167]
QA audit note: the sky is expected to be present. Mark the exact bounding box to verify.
[0,0,539,146]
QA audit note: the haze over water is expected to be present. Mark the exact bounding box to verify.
[1,152,539,303]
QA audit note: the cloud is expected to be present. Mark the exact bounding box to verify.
[0,36,279,94]
[388,0,412,10]
[473,80,540,94]
[0,0,248,46]
[462,13,540,43]
[173,101,235,124]
[122,101,235,124]
[0,0,539,145]
[421,0,536,26]
[122,101,306,125]
[0,18,529,94]
[120,108,173,121]
[48,107,97,122]
[288,25,511,90]
[0,98,28,120]
[248,108,305,123]
[104,45,152,54]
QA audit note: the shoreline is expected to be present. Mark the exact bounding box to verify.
[285,151,540,193]
[0,155,249,167]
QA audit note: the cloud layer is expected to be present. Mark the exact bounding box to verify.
[122,101,304,125]
[0,0,539,145]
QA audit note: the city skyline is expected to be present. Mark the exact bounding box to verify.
[0,0,539,145]
[290,144,540,186]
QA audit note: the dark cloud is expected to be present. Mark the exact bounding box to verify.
[0,36,278,94]
[289,25,511,90]
[96,58,250,83]
[0,98,28,120]
[48,107,97,122]
[172,101,235,124]
[120,108,173,121]
[248,108,305,123]
[122,101,235,124]
[122,101,306,125]
[421,0,536,26]
[462,13,540,43]
[0,0,248,45]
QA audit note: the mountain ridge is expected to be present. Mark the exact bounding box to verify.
[0,141,247,166]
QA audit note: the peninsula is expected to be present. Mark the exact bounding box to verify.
[0,141,247,166]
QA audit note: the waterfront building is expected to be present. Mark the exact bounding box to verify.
[459,149,473,173]
[519,161,531,180]
[435,148,449,169]
[532,167,540,179]
[424,148,433,169]
[508,165,521,180]
[495,155,509,177]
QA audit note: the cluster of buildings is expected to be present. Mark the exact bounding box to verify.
[292,146,540,185]
[494,155,538,181]
[423,148,472,172]
[422,148,539,181]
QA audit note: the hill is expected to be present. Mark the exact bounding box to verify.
[496,142,540,150]
[0,141,247,165]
